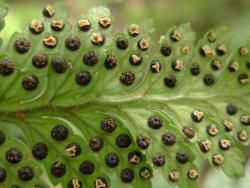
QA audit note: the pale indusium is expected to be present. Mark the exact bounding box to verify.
[0,2,249,188]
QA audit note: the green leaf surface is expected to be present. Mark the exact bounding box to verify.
[0,3,249,188]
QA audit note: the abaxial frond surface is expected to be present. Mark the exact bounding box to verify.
[0,3,249,188]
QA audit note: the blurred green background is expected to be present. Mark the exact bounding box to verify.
[2,0,250,47]
[1,0,250,187]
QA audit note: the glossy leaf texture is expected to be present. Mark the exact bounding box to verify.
[0,3,249,188]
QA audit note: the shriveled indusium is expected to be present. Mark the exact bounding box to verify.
[0,2,249,188]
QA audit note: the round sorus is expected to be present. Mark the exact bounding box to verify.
[228,60,239,72]
[120,71,135,86]
[176,151,189,164]
[51,20,64,31]
[0,59,15,76]
[152,153,165,166]
[187,169,199,180]
[191,109,204,122]
[237,129,248,142]
[198,139,211,152]
[200,46,208,56]
[170,30,181,42]
[116,37,129,50]
[104,54,117,69]
[65,143,81,157]
[43,35,57,48]
[79,161,94,175]
[218,139,231,150]
[129,53,143,66]
[89,136,104,152]
[22,75,39,91]
[240,114,250,126]
[51,161,66,177]
[115,134,131,148]
[0,167,6,183]
[160,44,172,56]
[98,17,111,28]
[75,71,91,86]
[150,60,161,73]
[65,36,81,51]
[147,115,163,129]
[78,19,91,31]
[42,5,55,17]
[94,177,107,188]
[203,74,215,85]
[169,170,180,182]
[6,147,22,163]
[172,59,184,71]
[199,45,215,57]
[14,38,30,53]
[29,19,44,34]
[120,168,134,183]
[162,132,176,146]
[190,63,200,76]
[212,154,224,166]
[239,46,248,56]
[105,152,119,168]
[100,118,117,133]
[137,38,149,50]
[32,142,48,160]
[216,44,227,56]
[164,75,177,88]
[18,166,34,181]
[182,126,195,139]
[52,57,68,73]
[181,46,189,54]
[83,51,98,66]
[181,46,190,54]
[208,32,217,42]
[206,124,219,136]
[136,134,150,149]
[68,179,82,188]
[128,24,140,37]
[238,73,249,84]
[246,60,250,69]
[91,32,105,46]
[139,167,152,180]
[211,59,221,70]
[226,104,237,115]
[0,131,5,145]
[128,151,142,164]
[222,119,233,131]
[51,125,68,141]
[32,54,48,69]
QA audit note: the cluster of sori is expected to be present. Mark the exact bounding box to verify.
[2,106,248,187]
[0,4,150,90]
[1,21,249,90]
[0,4,249,90]
[0,3,249,188]
[0,114,201,187]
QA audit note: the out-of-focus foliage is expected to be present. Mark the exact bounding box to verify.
[204,159,250,188]
[2,0,250,47]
